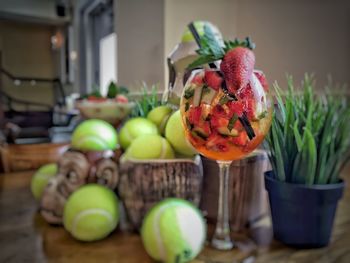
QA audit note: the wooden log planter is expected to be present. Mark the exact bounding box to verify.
[118,155,203,230]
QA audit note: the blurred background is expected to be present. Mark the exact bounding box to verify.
[0,0,349,145]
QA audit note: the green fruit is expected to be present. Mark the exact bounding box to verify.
[181,21,222,43]
[141,198,206,263]
[124,134,174,160]
[31,163,58,200]
[119,118,158,150]
[147,106,173,135]
[165,110,197,157]
[71,119,118,151]
[63,184,119,242]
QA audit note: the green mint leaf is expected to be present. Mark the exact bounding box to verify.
[203,24,225,58]
[185,102,190,112]
[197,45,211,56]
[219,95,230,105]
[228,114,238,131]
[192,130,207,140]
[184,88,195,99]
[202,85,210,94]
[186,118,193,130]
[188,55,217,69]
[258,110,268,119]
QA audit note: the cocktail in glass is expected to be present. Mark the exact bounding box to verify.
[180,68,272,250]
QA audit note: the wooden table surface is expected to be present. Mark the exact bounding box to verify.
[0,166,349,263]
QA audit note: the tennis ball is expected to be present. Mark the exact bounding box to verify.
[124,134,175,160]
[63,184,119,242]
[71,119,118,151]
[141,198,206,263]
[119,117,158,150]
[31,163,58,200]
[147,106,173,135]
[181,21,222,43]
[165,110,197,157]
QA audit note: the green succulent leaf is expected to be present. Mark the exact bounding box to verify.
[131,83,162,118]
[293,120,303,152]
[267,74,350,185]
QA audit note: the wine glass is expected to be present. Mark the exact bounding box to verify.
[180,68,272,250]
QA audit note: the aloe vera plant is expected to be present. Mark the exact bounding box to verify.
[266,75,350,185]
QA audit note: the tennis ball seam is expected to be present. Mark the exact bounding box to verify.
[33,174,53,181]
[71,208,115,238]
[159,139,167,159]
[74,136,111,150]
[159,114,171,134]
[122,128,133,145]
[152,203,178,261]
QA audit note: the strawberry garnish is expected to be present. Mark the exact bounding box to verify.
[234,120,244,131]
[220,47,255,93]
[227,101,244,117]
[188,106,202,125]
[230,132,248,147]
[237,83,254,100]
[244,99,256,120]
[115,94,129,103]
[186,25,257,140]
[204,70,222,91]
[206,133,230,152]
[192,74,203,86]
[210,117,229,129]
[211,105,227,119]
[201,121,212,135]
[87,96,107,102]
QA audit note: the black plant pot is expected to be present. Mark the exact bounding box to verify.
[264,171,345,248]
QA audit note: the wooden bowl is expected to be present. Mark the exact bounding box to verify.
[75,100,135,126]
[118,155,203,230]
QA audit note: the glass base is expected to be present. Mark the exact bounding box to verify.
[211,237,234,250]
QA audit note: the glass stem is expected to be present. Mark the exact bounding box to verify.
[211,160,234,250]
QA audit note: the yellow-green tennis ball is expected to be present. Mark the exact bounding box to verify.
[119,117,158,150]
[63,184,119,242]
[71,119,118,151]
[31,163,58,200]
[141,198,206,263]
[181,21,222,43]
[124,134,175,160]
[147,106,173,135]
[165,110,197,157]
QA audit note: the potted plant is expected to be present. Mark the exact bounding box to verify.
[265,75,350,248]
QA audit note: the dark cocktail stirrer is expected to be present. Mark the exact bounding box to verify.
[187,22,256,140]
